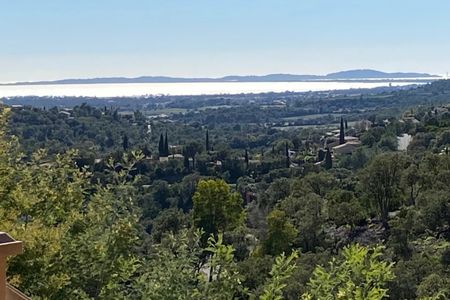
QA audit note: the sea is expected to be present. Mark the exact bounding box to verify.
[0,80,433,98]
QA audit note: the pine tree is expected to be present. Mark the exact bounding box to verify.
[164,131,169,157]
[324,148,332,169]
[206,130,210,152]
[158,133,164,157]
[339,117,345,145]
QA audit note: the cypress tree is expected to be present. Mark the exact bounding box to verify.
[318,149,325,161]
[183,147,190,170]
[324,148,332,169]
[142,145,151,157]
[285,142,290,168]
[206,130,210,152]
[345,119,348,130]
[339,117,345,145]
[158,133,164,156]
[112,109,119,121]
[244,149,249,168]
[164,131,169,157]
[122,134,129,151]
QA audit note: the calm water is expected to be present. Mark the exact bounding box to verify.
[0,81,425,98]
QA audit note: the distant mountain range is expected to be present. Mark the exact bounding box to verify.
[3,69,441,85]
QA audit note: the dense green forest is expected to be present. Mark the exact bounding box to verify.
[1,81,450,299]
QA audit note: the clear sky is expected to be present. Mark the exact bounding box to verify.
[1,0,449,82]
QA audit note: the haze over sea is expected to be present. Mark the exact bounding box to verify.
[0,81,430,98]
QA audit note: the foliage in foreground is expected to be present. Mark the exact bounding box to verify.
[2,94,450,300]
[302,244,394,300]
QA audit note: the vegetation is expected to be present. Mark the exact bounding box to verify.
[302,244,394,300]
[1,80,450,299]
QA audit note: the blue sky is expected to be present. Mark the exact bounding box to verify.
[1,0,449,82]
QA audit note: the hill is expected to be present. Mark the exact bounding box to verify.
[325,69,438,79]
[2,69,440,85]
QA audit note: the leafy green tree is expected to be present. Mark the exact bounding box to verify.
[194,234,246,299]
[0,110,89,297]
[291,172,336,198]
[416,273,450,300]
[135,230,203,300]
[178,173,201,210]
[360,153,407,227]
[282,251,331,299]
[338,148,370,170]
[417,191,450,233]
[402,163,427,206]
[262,209,298,256]
[389,250,438,299]
[261,178,292,208]
[302,244,395,300]
[278,193,324,251]
[59,184,140,299]
[192,179,244,237]
[151,180,171,209]
[259,251,299,300]
[437,129,450,147]
[150,207,188,242]
[360,132,376,147]
[327,190,366,227]
[274,140,293,155]
[0,108,143,299]
[238,256,273,293]
[378,133,398,151]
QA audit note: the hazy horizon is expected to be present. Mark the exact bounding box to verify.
[0,81,426,98]
[1,1,449,82]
